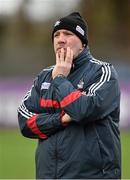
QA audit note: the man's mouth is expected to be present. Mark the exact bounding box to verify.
[57,47,67,53]
[57,46,66,50]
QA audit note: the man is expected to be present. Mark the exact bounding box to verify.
[18,12,121,179]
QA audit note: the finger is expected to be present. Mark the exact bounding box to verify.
[65,47,70,62]
[65,47,73,64]
[60,48,65,62]
[56,52,60,64]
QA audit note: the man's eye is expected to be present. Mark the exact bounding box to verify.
[65,32,72,35]
[54,34,58,37]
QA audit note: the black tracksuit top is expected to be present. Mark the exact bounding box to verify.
[18,48,121,179]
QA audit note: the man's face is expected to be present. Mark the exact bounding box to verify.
[53,29,84,59]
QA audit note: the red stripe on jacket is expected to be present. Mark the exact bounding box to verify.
[27,115,47,139]
[40,91,81,109]
[40,99,60,108]
[60,91,82,108]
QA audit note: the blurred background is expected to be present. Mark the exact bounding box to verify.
[0,0,130,179]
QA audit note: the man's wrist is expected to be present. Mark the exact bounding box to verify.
[52,73,67,87]
[54,74,66,78]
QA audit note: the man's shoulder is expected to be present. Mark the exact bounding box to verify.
[88,57,118,81]
[89,57,110,67]
[38,65,55,77]
[34,65,54,87]
[41,65,55,73]
[89,57,113,75]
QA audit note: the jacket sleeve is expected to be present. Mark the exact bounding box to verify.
[52,64,120,124]
[17,77,64,139]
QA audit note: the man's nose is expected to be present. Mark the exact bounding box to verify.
[58,34,66,43]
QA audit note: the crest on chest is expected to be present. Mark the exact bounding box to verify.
[41,82,51,90]
[77,78,84,90]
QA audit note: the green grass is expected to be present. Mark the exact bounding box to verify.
[0,128,37,179]
[0,128,130,179]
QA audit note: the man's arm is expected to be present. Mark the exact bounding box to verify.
[52,47,120,124]
[18,107,64,139]
[17,78,65,139]
[52,64,120,124]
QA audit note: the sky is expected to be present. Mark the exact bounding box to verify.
[0,0,81,21]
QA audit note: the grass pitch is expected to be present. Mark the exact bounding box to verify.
[0,128,36,179]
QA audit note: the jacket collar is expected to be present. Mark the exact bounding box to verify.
[73,46,92,69]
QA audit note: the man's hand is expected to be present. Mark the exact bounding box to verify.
[52,47,73,79]
[61,113,72,124]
